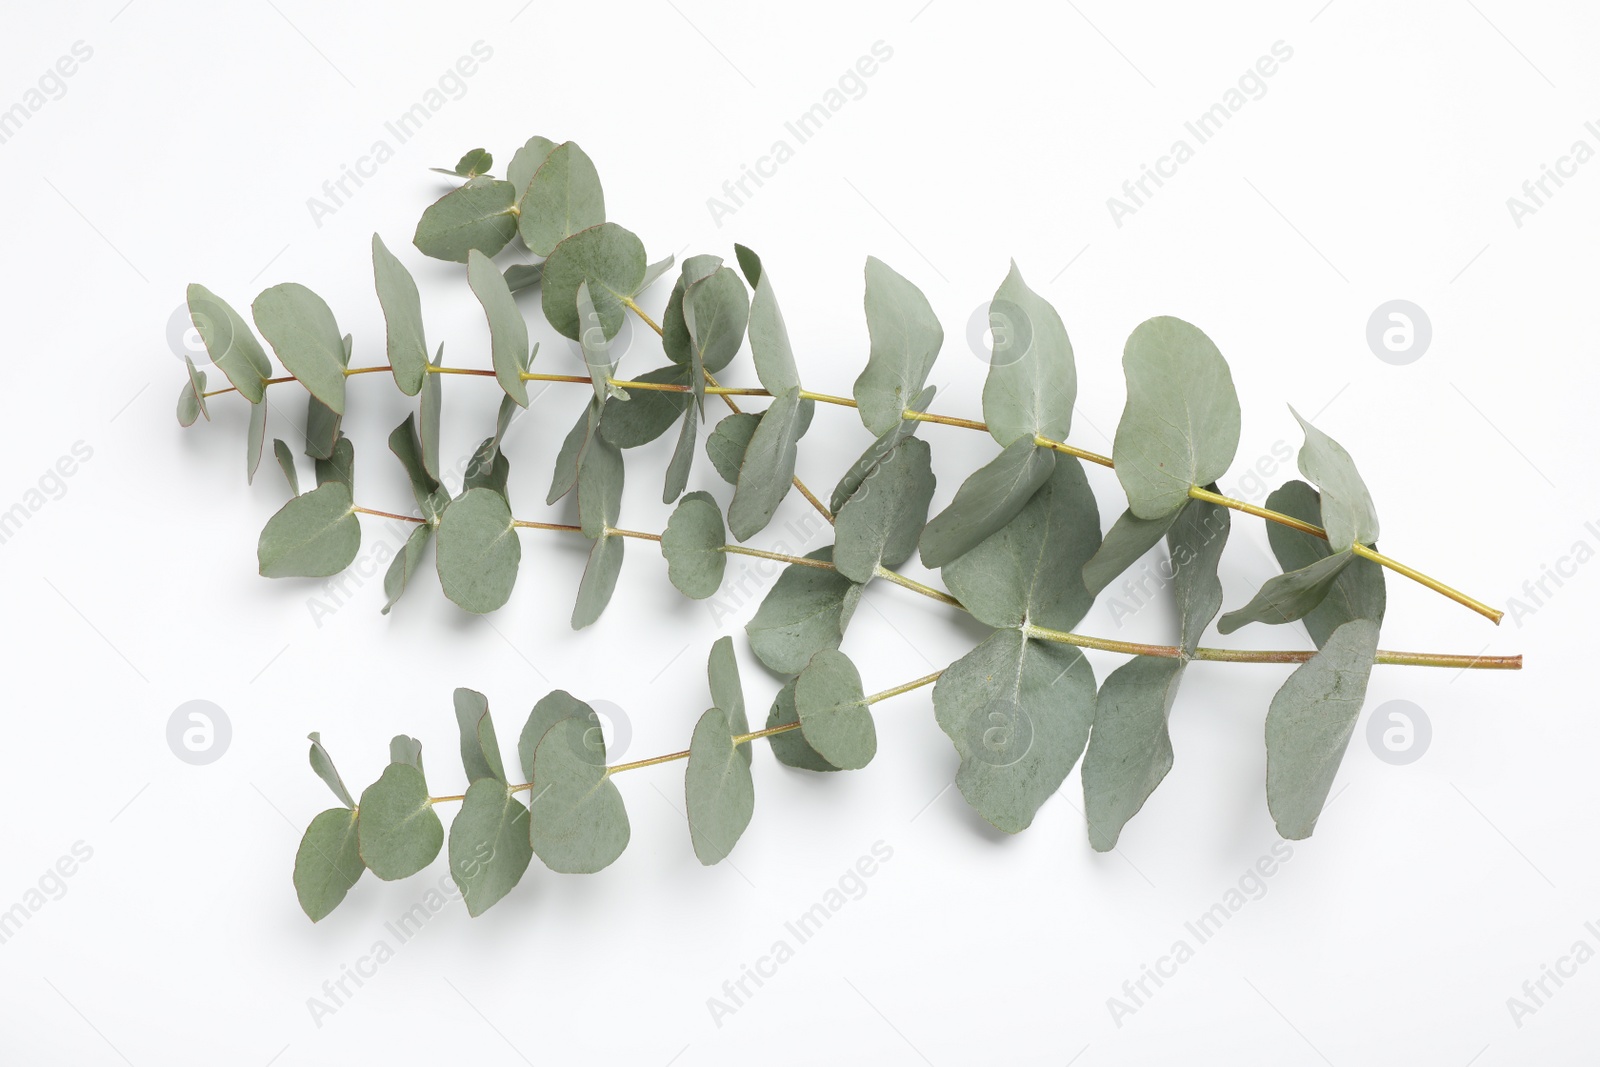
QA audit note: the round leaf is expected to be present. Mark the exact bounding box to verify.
[661,490,727,600]
[412,178,518,263]
[684,708,755,866]
[257,481,360,578]
[294,808,364,922]
[530,717,630,874]
[764,680,839,772]
[745,547,863,675]
[919,440,1056,570]
[186,283,271,403]
[436,487,522,614]
[794,650,874,771]
[252,282,348,415]
[357,762,444,881]
[540,222,647,341]
[448,779,533,916]
[517,140,606,256]
[832,437,936,583]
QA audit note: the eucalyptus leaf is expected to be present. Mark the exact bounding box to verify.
[829,384,935,513]
[600,364,690,448]
[575,280,620,402]
[381,524,433,615]
[932,628,1096,833]
[420,345,444,481]
[186,283,271,403]
[642,254,676,290]
[706,412,761,484]
[745,547,864,675]
[507,135,558,198]
[764,680,839,772]
[662,398,698,504]
[389,735,424,772]
[707,636,750,759]
[454,688,506,783]
[314,435,354,493]
[246,395,267,484]
[257,481,360,578]
[308,732,355,808]
[683,266,750,384]
[462,440,511,499]
[661,490,727,599]
[1079,656,1185,851]
[177,358,209,426]
[1169,489,1231,654]
[1290,407,1379,552]
[252,283,347,415]
[517,141,606,257]
[832,437,936,584]
[305,391,341,461]
[294,808,363,922]
[684,707,755,866]
[942,454,1099,631]
[529,717,630,873]
[440,147,492,179]
[1082,505,1181,597]
[662,255,724,365]
[540,222,647,341]
[357,762,444,881]
[1265,618,1381,839]
[448,779,533,916]
[517,690,593,784]
[503,262,543,293]
[572,534,624,629]
[794,649,875,770]
[413,178,518,262]
[1217,550,1355,635]
[919,439,1056,570]
[577,435,623,539]
[1265,481,1386,645]
[1112,316,1241,519]
[733,244,801,394]
[467,249,530,406]
[728,386,807,541]
[435,487,521,614]
[389,414,442,517]
[981,262,1075,446]
[371,233,428,396]
[273,439,299,496]
[549,398,601,505]
[854,257,944,435]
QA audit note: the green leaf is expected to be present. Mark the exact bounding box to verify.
[933,629,1096,833]
[454,688,506,783]
[706,412,761,483]
[573,535,624,630]
[549,398,601,505]
[661,490,727,599]
[829,385,935,513]
[529,717,630,873]
[1080,656,1185,852]
[381,524,433,615]
[357,762,444,880]
[448,779,533,916]
[980,262,1075,446]
[294,808,363,922]
[305,392,342,462]
[1289,408,1379,552]
[684,708,755,865]
[1265,481,1386,645]
[685,266,751,388]
[745,547,864,675]
[257,481,359,578]
[577,435,623,540]
[575,280,621,402]
[371,234,428,396]
[1169,490,1231,653]
[186,284,271,403]
[764,680,839,771]
[642,253,676,291]
[436,487,521,614]
[420,345,444,481]
[517,690,592,783]
[467,249,530,406]
[919,440,1056,569]
[463,438,511,499]
[177,358,208,426]
[853,257,944,435]
[507,135,557,198]
[662,255,724,365]
[1082,505,1181,597]
[308,732,354,808]
[389,734,425,772]
[413,178,518,263]
[541,222,647,341]
[517,141,606,257]
[728,386,807,541]
[662,398,698,504]
[1265,618,1381,839]
[1218,550,1355,634]
[314,434,354,493]
[251,283,347,415]
[1112,316,1241,519]
[449,147,493,179]
[733,244,800,394]
[245,394,267,484]
[388,414,442,519]
[795,650,874,770]
[272,440,299,496]
[707,636,750,760]
[600,364,690,448]
[503,262,543,293]
[941,455,1100,631]
[832,437,936,584]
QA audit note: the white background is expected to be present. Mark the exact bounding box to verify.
[1,1,1593,1063]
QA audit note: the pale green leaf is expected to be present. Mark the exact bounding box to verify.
[439,147,492,178]
[829,384,935,513]
[517,141,605,256]
[919,440,1055,569]
[420,345,444,481]
[388,414,442,518]
[257,481,359,578]
[503,262,542,293]
[599,364,690,448]
[706,412,761,483]
[448,779,533,916]
[454,688,506,783]
[1080,656,1185,851]
[795,649,874,770]
[294,808,363,922]
[707,636,750,761]
[661,490,727,600]
[530,717,630,873]
[572,534,624,630]
[314,435,354,493]
[381,524,433,615]
[467,249,530,406]
[1169,489,1231,654]
[734,244,800,394]
[517,690,593,783]
[1290,407,1379,552]
[389,735,424,772]
[1265,481,1386,645]
[745,547,863,675]
[507,136,557,198]
[853,257,944,435]
[1218,550,1355,635]
[413,178,518,262]
[980,262,1075,446]
[662,255,724,364]
[177,358,209,426]
[728,386,807,541]
[764,680,839,771]
[1082,505,1180,597]
[186,283,271,403]
[832,437,936,583]
[684,707,755,865]
[575,280,619,402]
[933,628,1096,833]
[308,731,354,808]
[273,439,299,496]
[662,397,698,504]
[245,394,267,484]
[435,487,521,614]
[305,391,342,461]
[357,762,444,880]
[252,283,347,415]
[540,222,647,341]
[685,266,750,387]
[371,234,428,395]
[548,398,601,505]
[577,435,623,539]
